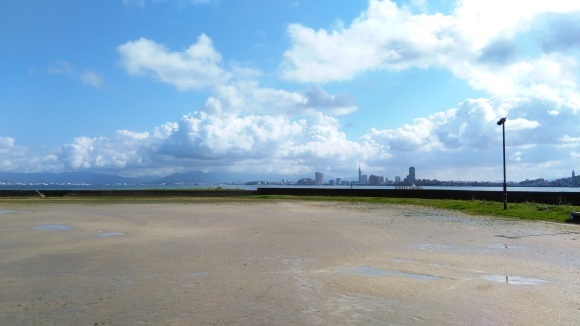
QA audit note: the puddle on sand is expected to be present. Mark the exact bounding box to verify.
[393,258,443,268]
[97,231,126,238]
[393,258,418,264]
[340,266,439,281]
[413,243,521,254]
[32,224,72,230]
[412,243,474,253]
[0,210,15,215]
[482,275,549,285]
[488,243,519,250]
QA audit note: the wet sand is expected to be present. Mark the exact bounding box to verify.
[0,202,579,325]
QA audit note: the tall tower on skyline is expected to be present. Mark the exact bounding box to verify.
[358,163,362,185]
[409,167,416,184]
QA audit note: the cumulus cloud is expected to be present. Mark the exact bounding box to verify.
[300,86,356,116]
[117,34,230,91]
[204,82,356,116]
[57,111,376,175]
[57,127,179,171]
[50,93,579,181]
[2,91,569,181]
[116,32,357,117]
[558,135,580,145]
[281,0,580,106]
[362,97,579,180]
[0,137,58,172]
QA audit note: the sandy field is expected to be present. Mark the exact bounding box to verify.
[0,201,579,325]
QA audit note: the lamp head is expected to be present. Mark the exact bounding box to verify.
[497,117,507,125]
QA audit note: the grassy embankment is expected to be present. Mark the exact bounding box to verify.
[254,195,578,224]
[0,193,578,223]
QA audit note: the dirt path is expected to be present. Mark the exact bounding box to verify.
[0,202,579,325]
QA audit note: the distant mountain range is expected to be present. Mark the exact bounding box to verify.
[0,171,258,185]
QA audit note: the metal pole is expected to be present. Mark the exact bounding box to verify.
[502,122,507,210]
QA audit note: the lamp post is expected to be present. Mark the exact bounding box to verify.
[497,117,507,210]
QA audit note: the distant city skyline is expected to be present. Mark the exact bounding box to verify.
[312,166,580,187]
[0,169,578,188]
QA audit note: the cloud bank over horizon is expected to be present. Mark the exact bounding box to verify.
[1,0,579,182]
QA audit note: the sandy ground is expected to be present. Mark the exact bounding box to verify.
[0,201,579,325]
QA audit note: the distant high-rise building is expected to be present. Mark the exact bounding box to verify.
[336,178,341,185]
[361,174,368,185]
[315,172,324,185]
[404,167,416,184]
[358,163,362,184]
[395,176,401,183]
[369,174,383,185]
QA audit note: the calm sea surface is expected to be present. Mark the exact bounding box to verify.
[0,184,578,193]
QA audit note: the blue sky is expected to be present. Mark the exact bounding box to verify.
[1,0,579,181]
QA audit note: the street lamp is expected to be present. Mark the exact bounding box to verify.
[497,117,507,210]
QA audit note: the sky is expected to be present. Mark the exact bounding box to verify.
[1,0,579,182]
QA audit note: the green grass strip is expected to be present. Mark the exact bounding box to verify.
[250,195,580,223]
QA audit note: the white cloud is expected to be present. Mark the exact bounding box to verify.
[360,96,580,180]
[49,93,579,181]
[281,0,580,106]
[6,92,577,181]
[0,137,58,172]
[56,110,375,175]
[205,82,357,116]
[300,86,357,116]
[0,137,15,151]
[558,135,580,144]
[508,118,540,131]
[453,0,580,50]
[116,33,358,117]
[48,61,105,89]
[117,34,230,91]
[59,130,159,170]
